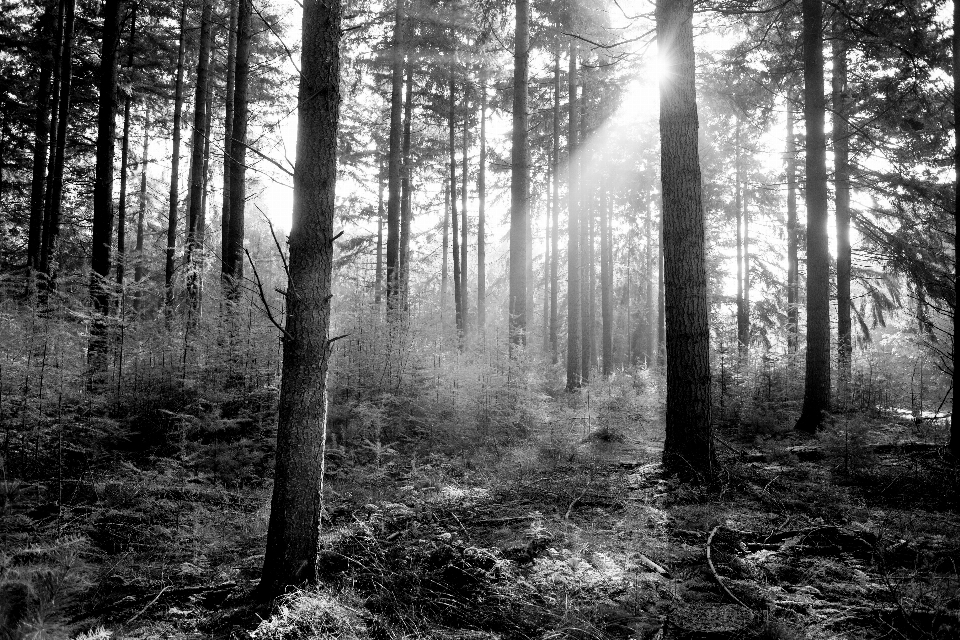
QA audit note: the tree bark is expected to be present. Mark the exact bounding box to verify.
[566,40,581,390]
[224,0,252,300]
[400,62,413,301]
[644,199,654,364]
[220,0,238,270]
[385,0,403,307]
[441,182,449,314]
[600,186,613,377]
[461,81,470,339]
[375,155,384,305]
[185,0,213,311]
[166,0,188,308]
[508,0,529,352]
[478,66,487,338]
[833,34,852,400]
[116,6,138,289]
[39,0,76,282]
[796,0,832,433]
[550,49,560,363]
[786,90,799,355]
[656,0,715,477]
[134,107,150,311]
[259,0,341,600]
[735,120,747,354]
[28,4,55,275]
[952,0,959,457]
[580,78,592,382]
[449,74,463,343]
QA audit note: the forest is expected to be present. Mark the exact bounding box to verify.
[0,0,959,638]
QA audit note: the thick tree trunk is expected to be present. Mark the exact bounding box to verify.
[952,0,960,457]
[185,0,214,311]
[384,0,403,306]
[375,155,384,305]
[259,0,341,600]
[399,63,413,300]
[508,0,529,351]
[600,187,613,377]
[796,0,832,433]
[116,7,138,289]
[786,91,799,355]
[40,0,75,281]
[477,68,487,337]
[88,0,123,383]
[550,50,560,363]
[656,0,715,477]
[224,0,252,300]
[833,35,852,400]
[566,40,581,390]
[28,4,55,275]
[449,75,463,343]
[221,0,238,264]
[134,108,150,310]
[461,82,470,339]
[166,0,188,308]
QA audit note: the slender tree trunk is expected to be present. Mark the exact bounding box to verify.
[399,62,413,301]
[166,0,188,308]
[220,0,238,268]
[185,0,213,311]
[478,67,487,337]
[644,199,653,364]
[549,49,560,363]
[384,0,403,306]
[134,107,150,310]
[116,7,138,289]
[198,71,213,254]
[833,34,852,400]
[461,82,470,339]
[580,79,591,382]
[28,4,55,275]
[951,0,960,457]
[600,186,613,377]
[656,0,714,477]
[508,0,529,352]
[40,0,75,281]
[258,0,342,600]
[449,75,463,343]
[657,211,665,365]
[735,120,747,354]
[743,184,750,348]
[543,174,550,352]
[796,0,832,433]
[224,0,252,300]
[786,90,799,355]
[375,155,384,305]
[88,0,123,382]
[566,40,581,390]
[441,182,449,313]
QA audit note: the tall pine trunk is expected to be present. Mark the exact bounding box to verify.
[224,0,252,300]
[384,0,403,306]
[656,0,714,477]
[478,67,487,337]
[796,0,832,433]
[166,0,188,308]
[28,4,55,275]
[258,0,341,600]
[461,82,470,338]
[375,155,384,305]
[449,75,463,343]
[951,0,959,457]
[645,200,654,364]
[549,49,560,363]
[566,40,581,390]
[833,34,852,400]
[786,90,799,355]
[116,7,138,289]
[735,120,747,354]
[508,0,529,351]
[134,108,150,310]
[221,0,238,265]
[580,81,591,382]
[400,63,413,300]
[185,0,214,311]
[441,182,449,314]
[600,187,612,377]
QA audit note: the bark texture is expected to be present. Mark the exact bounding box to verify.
[566,41,581,390]
[385,0,403,306]
[165,0,188,308]
[224,0,252,300]
[833,35,852,398]
[786,90,799,355]
[508,0,529,351]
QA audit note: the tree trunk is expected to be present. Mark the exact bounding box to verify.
[833,34,852,400]
[600,186,613,377]
[580,81,592,382]
[258,0,341,600]
[735,120,747,354]
[644,199,654,364]
[549,49,560,363]
[400,62,413,301]
[461,81,470,339]
[796,0,832,433]
[224,0,252,300]
[375,155,384,305]
[656,0,715,477]
[566,40,581,391]
[384,0,403,306]
[198,70,214,254]
[743,184,750,349]
[28,4,55,275]
[134,107,150,311]
[952,0,959,457]
[185,0,213,311]
[657,211,665,365]
[786,90,799,355]
[221,0,238,266]
[88,0,123,383]
[449,75,463,343]
[508,0,529,352]
[478,67,487,339]
[166,0,188,308]
[116,7,138,289]
[441,182,449,314]
[39,0,76,282]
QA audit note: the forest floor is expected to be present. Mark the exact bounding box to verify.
[2,369,959,640]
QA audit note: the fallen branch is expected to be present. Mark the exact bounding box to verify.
[635,552,671,577]
[706,525,751,610]
[125,585,171,624]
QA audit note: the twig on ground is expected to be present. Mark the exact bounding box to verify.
[706,525,751,610]
[125,585,171,624]
[564,483,591,520]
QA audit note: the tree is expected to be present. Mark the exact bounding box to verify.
[600,186,612,377]
[116,6,138,288]
[833,30,852,401]
[27,3,55,277]
[566,39,581,390]
[385,0,403,306]
[165,0,188,309]
[477,66,487,336]
[220,0,238,273]
[259,0,342,601]
[656,0,714,477]
[224,0,252,300]
[785,89,799,355]
[796,0,831,433]
[508,0,529,351]
[549,48,560,363]
[952,0,959,458]
[133,106,150,309]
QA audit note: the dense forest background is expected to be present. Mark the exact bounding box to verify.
[0,0,958,638]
